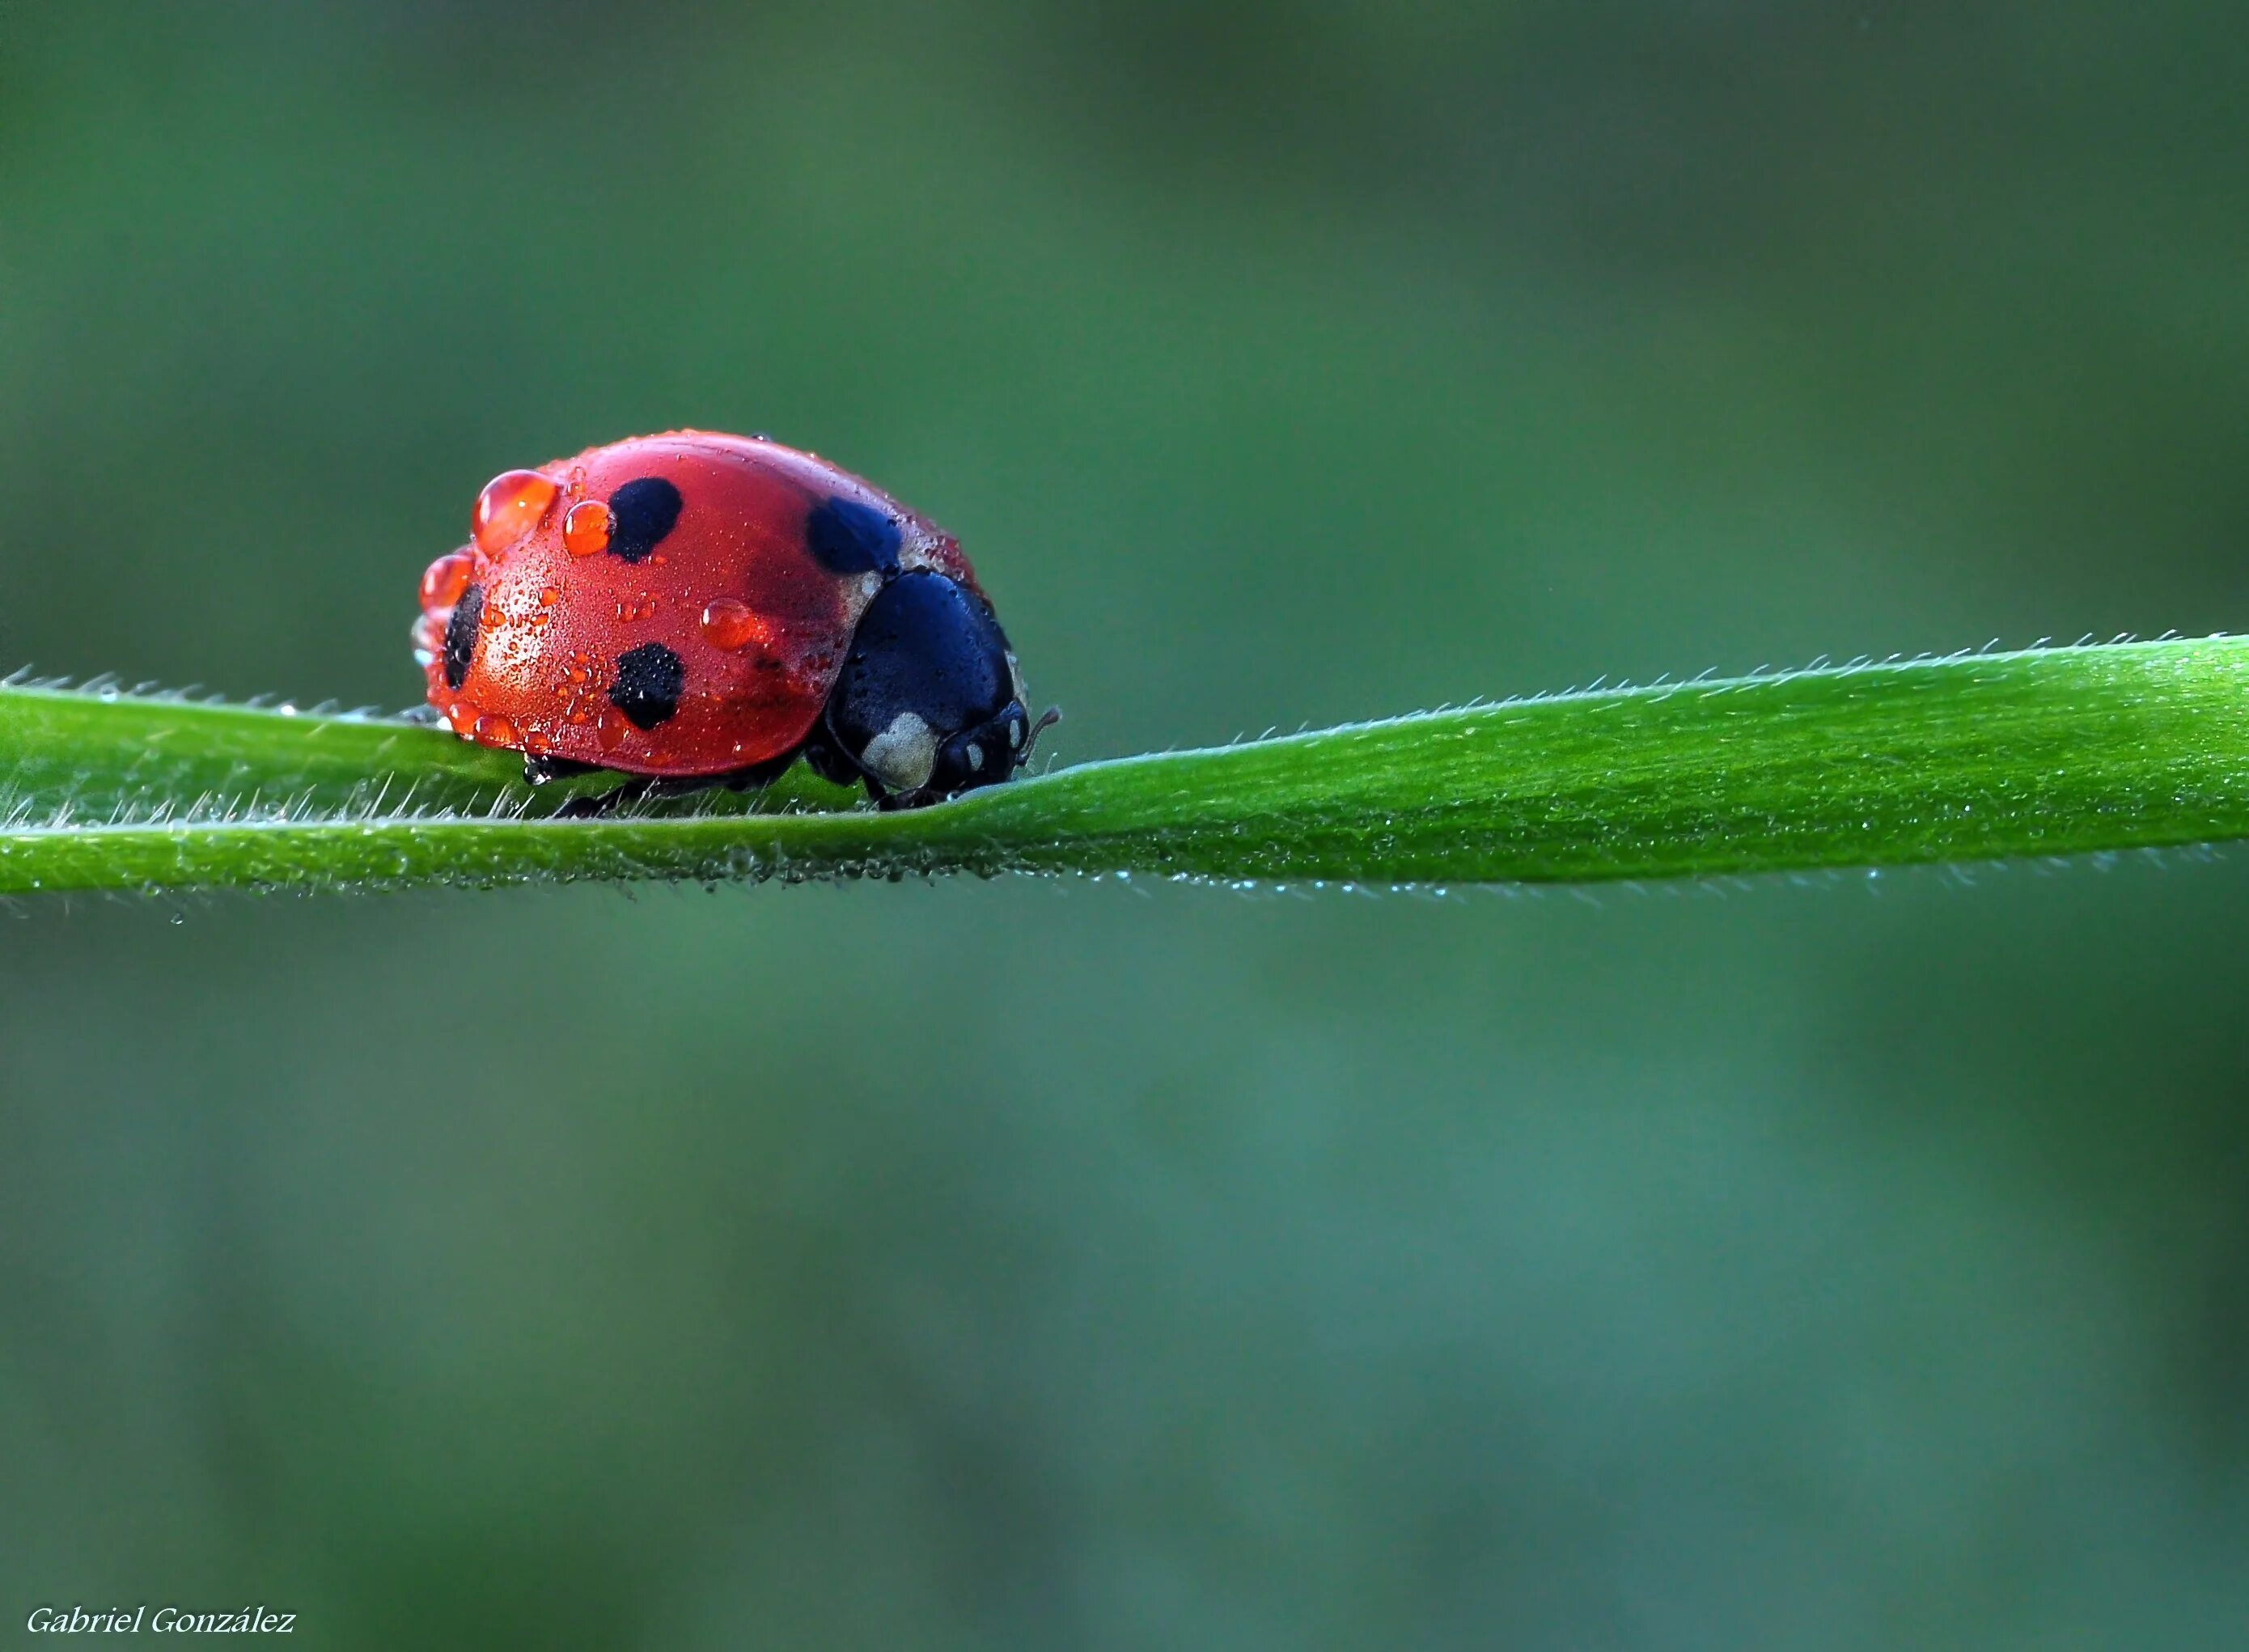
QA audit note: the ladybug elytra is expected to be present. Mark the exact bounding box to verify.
[415,431,1051,812]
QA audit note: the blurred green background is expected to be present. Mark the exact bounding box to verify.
[5,3,2249,1646]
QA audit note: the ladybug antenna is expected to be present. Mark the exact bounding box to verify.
[1021,705,1062,768]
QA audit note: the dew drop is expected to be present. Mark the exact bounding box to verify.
[473,714,519,746]
[564,498,612,557]
[421,551,475,610]
[700,596,772,653]
[472,470,559,557]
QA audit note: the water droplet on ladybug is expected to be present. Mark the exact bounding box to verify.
[445,702,477,735]
[410,612,445,656]
[565,499,612,557]
[473,714,519,746]
[522,729,552,756]
[700,597,771,652]
[421,551,475,610]
[472,470,558,557]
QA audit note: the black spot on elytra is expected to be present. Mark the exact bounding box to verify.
[443,585,485,688]
[608,641,685,730]
[605,476,684,564]
[804,495,901,575]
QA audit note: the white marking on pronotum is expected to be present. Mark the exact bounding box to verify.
[859,712,938,791]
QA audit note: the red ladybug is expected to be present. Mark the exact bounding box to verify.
[414,431,1051,812]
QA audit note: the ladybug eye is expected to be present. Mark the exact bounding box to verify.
[472,469,559,556]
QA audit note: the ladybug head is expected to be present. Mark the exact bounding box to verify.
[820,570,1048,806]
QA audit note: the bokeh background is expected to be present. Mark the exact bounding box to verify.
[4,3,2249,1646]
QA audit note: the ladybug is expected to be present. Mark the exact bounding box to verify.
[413,430,1052,813]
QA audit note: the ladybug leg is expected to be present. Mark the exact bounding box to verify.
[553,777,657,818]
[550,749,806,820]
[553,775,719,819]
[718,748,803,792]
[797,720,862,789]
[870,782,908,811]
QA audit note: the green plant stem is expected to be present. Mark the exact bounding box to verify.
[6,638,2249,896]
